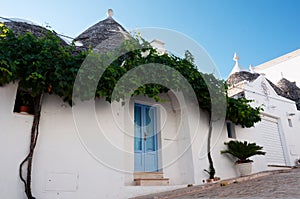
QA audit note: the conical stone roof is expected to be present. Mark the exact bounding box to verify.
[74,14,130,51]
[226,71,260,86]
[3,20,68,46]
[277,78,300,110]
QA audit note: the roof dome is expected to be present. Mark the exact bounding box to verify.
[226,71,260,86]
[277,78,297,90]
[3,20,68,46]
[277,78,300,110]
[74,9,131,51]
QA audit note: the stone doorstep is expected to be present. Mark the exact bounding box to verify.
[134,172,169,186]
[134,172,164,179]
[130,168,292,199]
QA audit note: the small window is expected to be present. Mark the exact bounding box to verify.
[13,87,34,115]
[226,121,236,138]
[288,118,293,127]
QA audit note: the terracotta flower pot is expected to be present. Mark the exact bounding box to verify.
[20,105,30,113]
[206,179,213,183]
[214,177,220,181]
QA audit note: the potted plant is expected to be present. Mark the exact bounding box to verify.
[221,140,266,176]
[19,91,32,113]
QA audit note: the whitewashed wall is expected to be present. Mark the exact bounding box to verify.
[0,83,32,199]
[0,83,268,199]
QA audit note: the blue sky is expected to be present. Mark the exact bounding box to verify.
[1,0,300,79]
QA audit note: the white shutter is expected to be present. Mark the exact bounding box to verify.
[260,117,286,166]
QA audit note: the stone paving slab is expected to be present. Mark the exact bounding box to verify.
[131,168,300,199]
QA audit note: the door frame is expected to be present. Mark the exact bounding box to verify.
[134,103,159,172]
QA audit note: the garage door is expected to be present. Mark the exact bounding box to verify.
[260,117,286,166]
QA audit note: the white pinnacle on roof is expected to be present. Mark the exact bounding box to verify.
[229,52,242,76]
[107,9,114,18]
[249,64,255,73]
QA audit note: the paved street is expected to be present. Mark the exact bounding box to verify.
[178,168,300,198]
[133,168,300,199]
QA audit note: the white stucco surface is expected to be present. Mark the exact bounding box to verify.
[2,79,299,198]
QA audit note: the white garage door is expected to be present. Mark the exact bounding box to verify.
[260,117,286,166]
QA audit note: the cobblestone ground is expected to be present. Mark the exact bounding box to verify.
[176,168,300,198]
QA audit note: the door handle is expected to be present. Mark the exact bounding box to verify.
[144,132,147,141]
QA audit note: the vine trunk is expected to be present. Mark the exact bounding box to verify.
[207,118,215,179]
[19,94,43,199]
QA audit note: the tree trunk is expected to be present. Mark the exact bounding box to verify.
[19,93,43,199]
[207,118,215,179]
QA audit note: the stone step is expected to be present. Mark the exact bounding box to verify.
[134,178,169,186]
[134,172,164,179]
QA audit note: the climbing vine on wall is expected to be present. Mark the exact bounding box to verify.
[0,23,262,127]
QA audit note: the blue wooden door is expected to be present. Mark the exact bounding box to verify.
[134,103,158,172]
